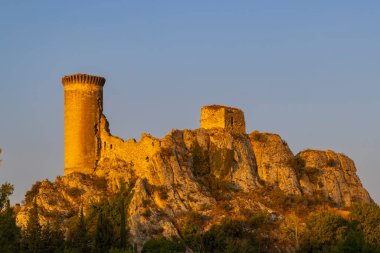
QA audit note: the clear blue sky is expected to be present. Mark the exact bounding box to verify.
[0,1,379,204]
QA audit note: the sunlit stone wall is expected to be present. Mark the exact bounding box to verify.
[62,74,105,175]
[200,105,246,133]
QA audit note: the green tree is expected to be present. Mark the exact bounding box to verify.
[119,198,127,249]
[202,219,259,253]
[300,211,349,253]
[94,211,114,253]
[350,203,380,248]
[66,207,91,253]
[331,227,374,253]
[21,199,42,253]
[141,237,186,253]
[0,183,20,253]
[40,222,65,253]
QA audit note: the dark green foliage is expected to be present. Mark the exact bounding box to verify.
[287,156,306,179]
[181,212,208,251]
[331,228,371,253]
[25,181,42,204]
[181,212,271,253]
[119,198,127,249]
[251,131,268,143]
[40,223,65,253]
[299,211,380,253]
[22,207,65,253]
[327,158,338,167]
[154,185,169,200]
[21,199,45,253]
[95,211,114,253]
[141,237,186,253]
[350,203,380,248]
[66,207,91,253]
[0,183,20,253]
[301,211,348,251]
[66,187,84,198]
[141,209,152,218]
[93,177,108,191]
[202,219,260,253]
[0,182,14,210]
[86,180,135,251]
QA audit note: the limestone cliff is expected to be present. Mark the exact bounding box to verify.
[297,149,371,206]
[16,127,371,251]
[249,131,301,195]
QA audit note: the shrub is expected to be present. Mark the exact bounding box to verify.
[142,237,186,253]
[251,131,268,143]
[155,186,169,200]
[327,158,338,167]
[202,219,260,253]
[300,212,349,252]
[141,210,151,218]
[287,156,306,179]
[66,187,83,198]
[350,203,380,247]
[94,177,107,190]
[25,181,42,204]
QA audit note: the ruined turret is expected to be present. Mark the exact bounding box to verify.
[200,105,246,133]
[62,73,105,175]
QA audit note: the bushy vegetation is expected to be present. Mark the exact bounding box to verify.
[0,183,21,253]
[141,237,185,253]
[298,205,380,253]
[24,181,42,204]
[2,176,380,253]
[251,131,268,143]
[1,179,136,253]
[287,156,306,179]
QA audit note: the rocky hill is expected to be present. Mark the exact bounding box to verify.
[16,126,371,252]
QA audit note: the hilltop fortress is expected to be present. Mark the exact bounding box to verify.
[15,72,372,250]
[62,73,246,175]
[60,72,370,207]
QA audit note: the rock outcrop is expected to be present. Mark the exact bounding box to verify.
[249,131,301,195]
[16,128,372,251]
[297,149,371,206]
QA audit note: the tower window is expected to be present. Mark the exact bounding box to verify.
[104,142,106,149]
[110,144,113,149]
[231,117,234,127]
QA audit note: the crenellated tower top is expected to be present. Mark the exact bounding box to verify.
[62,73,106,87]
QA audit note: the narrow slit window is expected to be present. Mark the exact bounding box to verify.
[231,117,234,127]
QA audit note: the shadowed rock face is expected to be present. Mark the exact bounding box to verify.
[16,127,372,251]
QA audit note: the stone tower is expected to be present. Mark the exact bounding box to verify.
[61,73,106,175]
[200,105,246,134]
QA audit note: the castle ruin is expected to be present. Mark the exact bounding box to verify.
[62,73,246,175]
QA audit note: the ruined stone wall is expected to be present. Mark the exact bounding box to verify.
[200,106,225,130]
[200,105,246,133]
[62,74,105,175]
[224,107,246,133]
[98,115,162,180]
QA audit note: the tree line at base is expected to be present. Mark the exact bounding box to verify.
[1,182,380,253]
